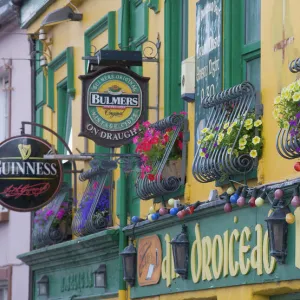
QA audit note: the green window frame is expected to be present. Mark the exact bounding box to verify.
[218,0,261,185]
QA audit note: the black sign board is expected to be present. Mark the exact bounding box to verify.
[79,66,149,148]
[0,135,63,212]
[195,0,222,144]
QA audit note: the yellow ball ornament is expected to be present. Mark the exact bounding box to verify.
[168,198,175,206]
[149,206,155,214]
[227,187,235,195]
[286,213,295,224]
[148,214,153,222]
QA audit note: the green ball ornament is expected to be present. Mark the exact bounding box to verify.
[168,198,175,206]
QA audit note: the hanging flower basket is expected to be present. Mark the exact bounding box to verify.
[162,159,182,179]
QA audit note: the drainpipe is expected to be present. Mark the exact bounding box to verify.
[119,2,129,299]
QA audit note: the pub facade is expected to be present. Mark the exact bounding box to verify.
[10,0,300,300]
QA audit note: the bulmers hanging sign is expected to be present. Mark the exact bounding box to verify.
[79,66,149,147]
[0,135,63,212]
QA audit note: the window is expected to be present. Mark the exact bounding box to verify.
[224,0,261,93]
[0,78,9,142]
[0,281,8,300]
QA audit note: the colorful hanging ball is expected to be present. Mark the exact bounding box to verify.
[248,197,256,207]
[291,195,300,208]
[177,210,186,219]
[148,214,153,222]
[185,206,194,215]
[132,216,140,223]
[237,196,246,207]
[274,189,284,199]
[159,207,169,216]
[230,193,239,204]
[286,213,295,224]
[149,206,155,214]
[168,198,175,206]
[255,197,264,207]
[170,207,179,216]
[227,187,235,195]
[224,203,232,213]
[151,213,159,221]
[294,162,300,172]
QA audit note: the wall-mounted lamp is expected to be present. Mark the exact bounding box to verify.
[41,3,82,27]
[120,240,137,287]
[37,275,49,296]
[38,29,47,41]
[40,55,48,67]
[265,199,289,264]
[170,224,189,279]
[94,264,107,288]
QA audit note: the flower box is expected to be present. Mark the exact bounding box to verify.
[162,159,182,179]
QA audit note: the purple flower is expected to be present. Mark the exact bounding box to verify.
[205,153,209,158]
[213,142,218,147]
[46,209,54,218]
[290,128,299,137]
[202,147,207,153]
[214,126,219,131]
[289,120,297,126]
[56,209,65,220]
[296,112,300,119]
[296,147,300,153]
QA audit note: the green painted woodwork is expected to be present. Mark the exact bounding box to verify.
[20,0,55,29]
[56,78,70,154]
[84,12,116,72]
[47,47,75,111]
[164,0,184,116]
[18,229,119,299]
[130,0,149,49]
[35,70,46,107]
[125,202,300,298]
[147,0,160,13]
[118,7,122,49]
[35,106,43,138]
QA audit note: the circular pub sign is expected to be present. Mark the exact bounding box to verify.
[0,135,63,212]
[79,66,149,148]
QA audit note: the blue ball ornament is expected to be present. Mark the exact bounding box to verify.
[151,213,159,220]
[132,216,140,223]
[230,193,239,204]
[170,207,179,216]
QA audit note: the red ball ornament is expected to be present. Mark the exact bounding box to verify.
[224,203,232,213]
[294,162,300,172]
[177,210,186,219]
[237,196,246,207]
[186,206,194,215]
[159,207,169,216]
[291,195,300,208]
[248,197,256,207]
[274,189,284,199]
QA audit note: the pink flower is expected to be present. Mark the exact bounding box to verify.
[56,209,65,220]
[143,121,151,128]
[141,155,149,162]
[46,209,54,218]
[178,140,183,150]
[141,165,152,173]
[133,136,139,144]
[134,123,140,130]
[180,111,187,115]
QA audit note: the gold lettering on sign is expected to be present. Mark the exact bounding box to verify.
[162,222,277,286]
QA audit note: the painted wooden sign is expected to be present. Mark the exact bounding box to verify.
[137,235,162,286]
[195,0,222,145]
[131,205,300,299]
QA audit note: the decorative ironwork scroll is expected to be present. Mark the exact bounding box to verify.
[276,58,300,159]
[192,82,256,183]
[136,114,184,200]
[32,183,71,249]
[72,159,116,237]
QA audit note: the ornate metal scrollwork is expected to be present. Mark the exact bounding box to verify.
[136,114,184,200]
[72,159,115,237]
[276,58,300,159]
[192,82,256,183]
[32,183,71,249]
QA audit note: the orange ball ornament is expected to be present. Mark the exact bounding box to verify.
[286,213,295,224]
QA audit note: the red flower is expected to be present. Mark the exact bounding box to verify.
[163,134,169,143]
[178,140,183,150]
[147,174,155,181]
[178,132,183,139]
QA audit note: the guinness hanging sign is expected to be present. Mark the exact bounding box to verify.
[79,66,149,147]
[0,135,63,212]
